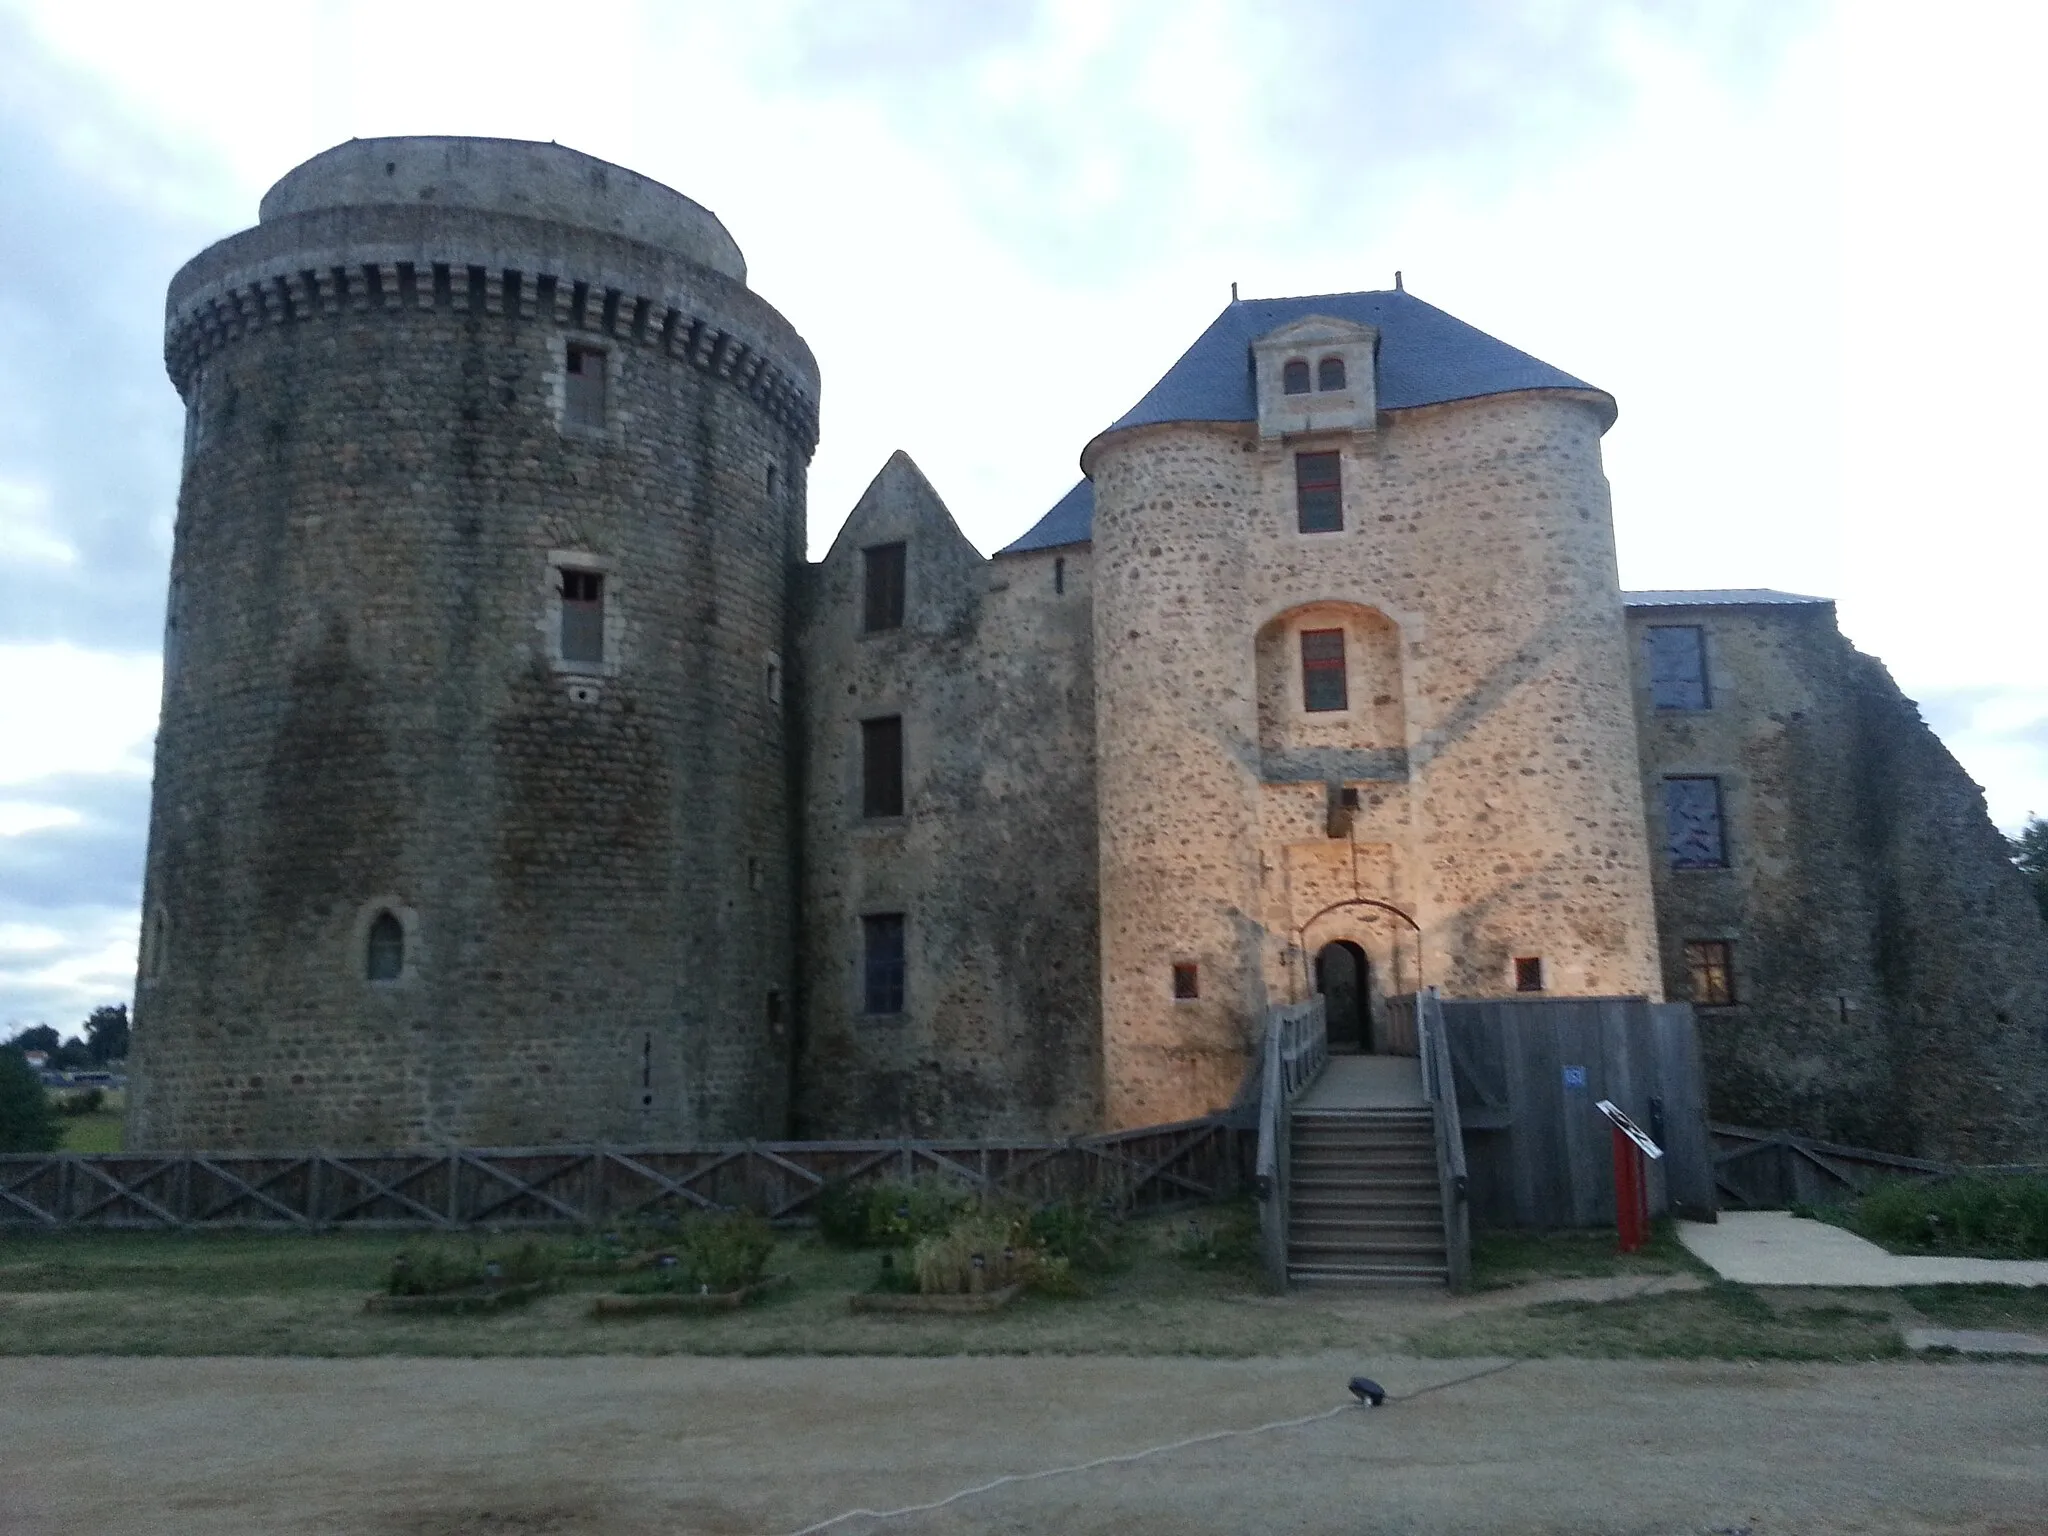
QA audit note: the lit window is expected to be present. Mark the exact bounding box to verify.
[863,914,906,1015]
[1317,356,1346,391]
[862,716,904,818]
[1685,940,1735,1005]
[863,542,906,633]
[560,569,604,665]
[1172,962,1200,1000]
[1282,359,1311,395]
[1665,776,1728,870]
[1295,451,1342,533]
[1514,956,1544,992]
[1301,628,1348,712]
[1646,626,1710,710]
[366,912,404,982]
[565,343,606,428]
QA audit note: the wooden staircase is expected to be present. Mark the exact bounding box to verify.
[1287,1106,1449,1286]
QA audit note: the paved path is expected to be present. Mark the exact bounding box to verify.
[1678,1211,2048,1287]
[1296,1054,1424,1110]
[4,1353,2044,1535]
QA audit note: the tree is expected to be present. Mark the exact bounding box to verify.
[5,1024,60,1057]
[0,1047,61,1153]
[84,1005,130,1065]
[2013,815,2048,925]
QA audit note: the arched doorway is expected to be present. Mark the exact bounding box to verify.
[1314,940,1372,1053]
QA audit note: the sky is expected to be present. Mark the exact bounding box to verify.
[1,0,2044,1034]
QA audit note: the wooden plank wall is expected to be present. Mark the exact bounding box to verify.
[1438,997,1716,1229]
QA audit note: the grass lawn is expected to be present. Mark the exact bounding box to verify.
[1900,1283,2048,1333]
[0,1212,2028,1362]
[57,1112,124,1153]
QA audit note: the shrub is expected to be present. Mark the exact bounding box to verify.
[386,1238,561,1296]
[1171,1201,1263,1269]
[56,1087,106,1117]
[910,1211,1079,1297]
[1026,1197,1124,1272]
[816,1176,974,1248]
[0,1050,61,1154]
[1853,1175,2048,1259]
[618,1212,777,1295]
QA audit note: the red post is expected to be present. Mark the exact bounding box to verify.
[1610,1123,1648,1254]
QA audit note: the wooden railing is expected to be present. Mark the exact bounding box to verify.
[0,1119,1252,1231]
[1712,1124,2048,1210]
[1415,986,1472,1289]
[1255,996,1328,1288]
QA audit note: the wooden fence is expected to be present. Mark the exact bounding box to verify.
[1712,1124,2048,1210]
[0,1117,1251,1232]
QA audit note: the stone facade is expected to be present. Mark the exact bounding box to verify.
[1627,596,2048,1162]
[129,138,815,1149]
[128,138,2048,1158]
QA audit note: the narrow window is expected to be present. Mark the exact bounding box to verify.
[560,569,605,664]
[1172,962,1200,1000]
[766,989,784,1025]
[1514,956,1544,992]
[366,912,404,982]
[1295,451,1342,533]
[1054,556,1065,595]
[1300,628,1348,712]
[565,343,606,428]
[1317,356,1347,391]
[1645,625,1710,710]
[640,1032,653,1107]
[862,715,904,818]
[766,464,779,497]
[142,906,167,982]
[1664,776,1728,869]
[1282,359,1311,395]
[863,914,907,1015]
[863,542,906,632]
[766,655,782,704]
[1684,940,1735,1005]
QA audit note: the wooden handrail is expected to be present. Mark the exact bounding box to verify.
[1255,996,1328,1290]
[1417,986,1471,1290]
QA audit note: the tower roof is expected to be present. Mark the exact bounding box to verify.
[1001,288,1611,555]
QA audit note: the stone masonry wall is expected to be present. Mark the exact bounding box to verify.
[1089,392,1662,1128]
[793,454,1101,1136]
[1629,601,2048,1160]
[128,186,815,1150]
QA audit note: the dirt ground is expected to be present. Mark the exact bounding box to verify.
[4,1351,2043,1535]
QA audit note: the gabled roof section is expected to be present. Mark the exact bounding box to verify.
[1624,589,1831,609]
[1091,287,1612,455]
[997,479,1095,556]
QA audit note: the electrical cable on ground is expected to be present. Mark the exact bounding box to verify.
[776,1358,1521,1536]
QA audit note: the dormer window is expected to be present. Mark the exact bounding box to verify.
[1282,359,1311,395]
[1317,356,1346,391]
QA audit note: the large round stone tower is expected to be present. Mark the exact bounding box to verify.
[1085,294,1662,1128]
[128,137,817,1149]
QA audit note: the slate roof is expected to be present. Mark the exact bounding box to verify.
[997,288,1609,556]
[1623,590,1831,608]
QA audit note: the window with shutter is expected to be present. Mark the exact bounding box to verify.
[1665,776,1728,869]
[863,542,906,632]
[862,716,904,818]
[1646,626,1710,709]
[564,344,606,428]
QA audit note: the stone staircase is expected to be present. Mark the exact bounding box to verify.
[1287,1106,1448,1286]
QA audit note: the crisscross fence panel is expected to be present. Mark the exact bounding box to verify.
[0,1115,1252,1231]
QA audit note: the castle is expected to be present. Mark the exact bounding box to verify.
[126,137,2048,1162]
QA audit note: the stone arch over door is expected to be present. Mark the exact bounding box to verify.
[1296,896,1423,1051]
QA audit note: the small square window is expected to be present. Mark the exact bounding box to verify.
[1665,776,1728,869]
[863,913,906,1015]
[863,542,906,632]
[559,569,604,665]
[1646,626,1710,710]
[565,343,606,428]
[1295,451,1342,533]
[1172,962,1200,1000]
[862,715,904,818]
[1514,957,1544,992]
[1301,628,1348,712]
[1684,940,1735,1006]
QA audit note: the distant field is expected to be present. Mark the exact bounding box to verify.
[57,1112,124,1153]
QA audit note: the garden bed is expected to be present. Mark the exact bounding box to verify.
[362,1280,548,1315]
[849,1283,1023,1315]
[590,1274,792,1317]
